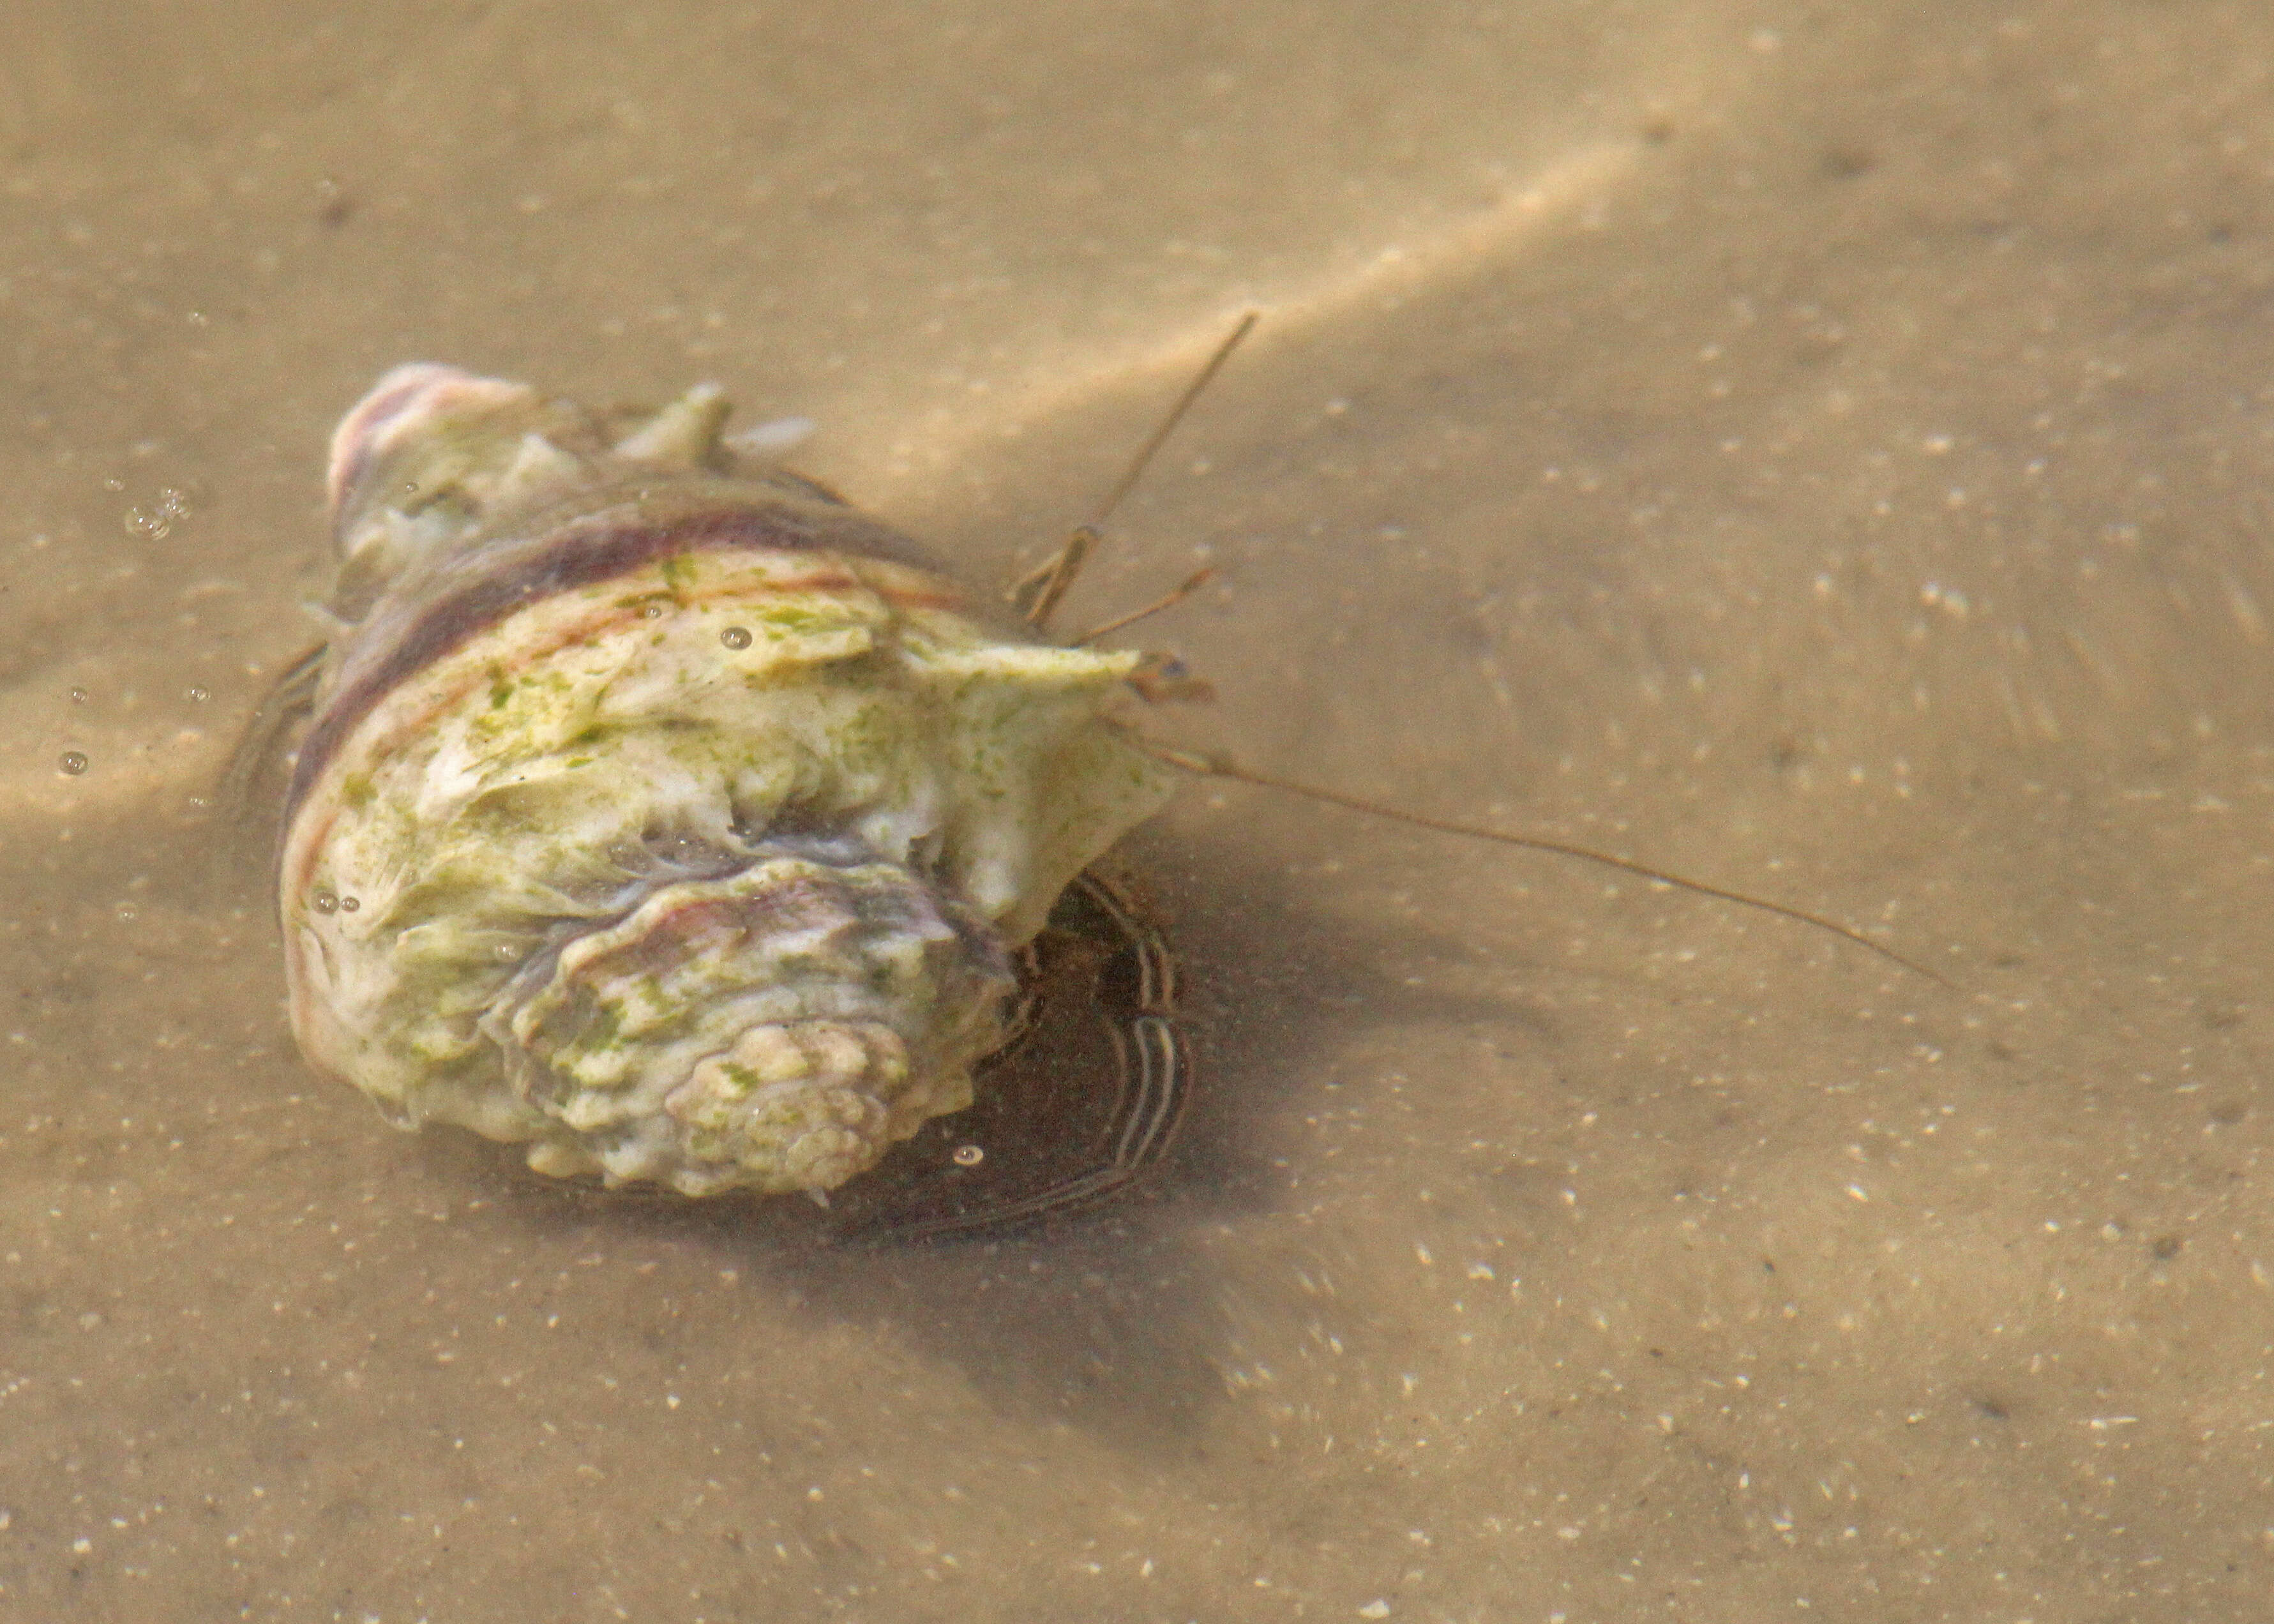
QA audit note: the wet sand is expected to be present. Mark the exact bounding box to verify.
[3,1,2271,1618]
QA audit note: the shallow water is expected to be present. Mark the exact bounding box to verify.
[5,1,2273,1618]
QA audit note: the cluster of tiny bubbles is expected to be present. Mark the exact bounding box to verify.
[57,751,89,776]
[719,626,753,650]
[951,1144,986,1167]
[124,487,193,541]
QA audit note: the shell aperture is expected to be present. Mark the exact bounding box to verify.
[281,364,1175,1200]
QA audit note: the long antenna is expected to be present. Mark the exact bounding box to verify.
[1088,311,1258,530]
[1011,312,1260,631]
[1140,741,1951,988]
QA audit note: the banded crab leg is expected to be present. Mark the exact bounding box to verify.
[873,869,1193,1240]
[213,641,331,889]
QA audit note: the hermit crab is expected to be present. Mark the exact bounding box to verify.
[258,322,1933,1237]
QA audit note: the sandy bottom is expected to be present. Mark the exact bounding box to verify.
[3,1,2271,1618]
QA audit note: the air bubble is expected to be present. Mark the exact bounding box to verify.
[339,896,360,913]
[311,891,340,915]
[124,486,193,541]
[951,1144,985,1167]
[185,686,210,703]
[68,687,88,705]
[720,626,753,650]
[57,751,88,776]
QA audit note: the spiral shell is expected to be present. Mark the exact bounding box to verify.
[281,364,1173,1198]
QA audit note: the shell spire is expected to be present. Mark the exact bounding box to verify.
[281,365,1173,1198]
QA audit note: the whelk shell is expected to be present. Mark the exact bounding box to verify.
[278,363,1180,1210]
